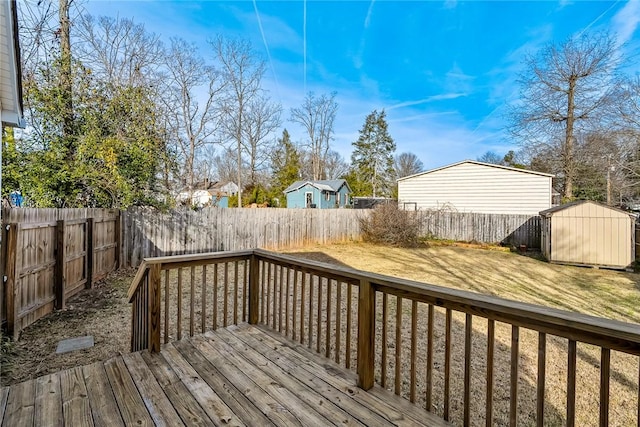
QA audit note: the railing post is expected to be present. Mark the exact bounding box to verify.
[357,278,375,390]
[55,220,66,310]
[148,263,162,352]
[248,254,260,324]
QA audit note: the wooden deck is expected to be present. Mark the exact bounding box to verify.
[0,324,449,426]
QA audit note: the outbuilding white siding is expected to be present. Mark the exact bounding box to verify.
[397,160,553,214]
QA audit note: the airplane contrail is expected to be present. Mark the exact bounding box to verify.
[253,0,280,97]
[303,0,307,93]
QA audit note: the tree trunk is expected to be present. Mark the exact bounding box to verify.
[59,0,74,159]
[563,77,577,200]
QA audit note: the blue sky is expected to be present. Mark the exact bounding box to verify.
[83,0,640,170]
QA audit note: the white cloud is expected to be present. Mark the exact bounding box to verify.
[612,0,640,47]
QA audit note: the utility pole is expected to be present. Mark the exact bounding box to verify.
[59,0,74,159]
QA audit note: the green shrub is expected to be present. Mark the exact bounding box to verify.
[359,203,424,247]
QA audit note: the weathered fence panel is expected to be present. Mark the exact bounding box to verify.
[2,208,120,337]
[418,211,541,249]
[122,207,364,267]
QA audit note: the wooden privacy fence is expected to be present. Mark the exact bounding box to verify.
[418,211,541,248]
[129,249,640,426]
[121,207,363,267]
[2,208,120,338]
[121,207,542,268]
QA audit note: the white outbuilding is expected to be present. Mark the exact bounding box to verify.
[397,160,554,214]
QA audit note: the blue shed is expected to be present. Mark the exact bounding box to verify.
[284,180,352,209]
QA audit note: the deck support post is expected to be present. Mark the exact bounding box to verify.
[148,263,162,352]
[357,278,375,390]
[248,254,260,324]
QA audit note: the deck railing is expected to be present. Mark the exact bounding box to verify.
[129,248,640,426]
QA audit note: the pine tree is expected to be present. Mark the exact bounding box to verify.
[350,110,396,197]
[270,129,301,207]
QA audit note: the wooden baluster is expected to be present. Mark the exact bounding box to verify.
[300,271,306,344]
[177,268,183,340]
[317,276,322,353]
[335,281,342,365]
[190,267,195,336]
[213,263,218,330]
[444,308,452,421]
[426,304,434,412]
[223,262,229,327]
[537,332,546,427]
[395,296,403,396]
[292,268,298,341]
[325,278,332,359]
[637,361,639,427]
[278,265,284,331]
[510,326,520,427]
[346,283,352,369]
[164,270,170,344]
[381,293,388,388]
[248,256,259,325]
[234,261,239,325]
[486,319,495,426]
[243,260,248,322]
[266,262,272,328]
[357,278,375,390]
[464,313,472,426]
[599,347,610,427]
[148,264,161,352]
[410,300,417,403]
[308,274,314,350]
[201,265,207,333]
[273,263,278,329]
[567,340,577,427]
[260,260,266,324]
[285,266,290,336]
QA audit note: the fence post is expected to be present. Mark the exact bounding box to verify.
[148,263,162,352]
[248,254,260,324]
[115,211,121,269]
[55,220,66,310]
[86,218,94,289]
[5,224,18,339]
[357,278,375,390]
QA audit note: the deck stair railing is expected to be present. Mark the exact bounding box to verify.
[129,248,640,426]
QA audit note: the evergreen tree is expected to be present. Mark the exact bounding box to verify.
[270,129,301,207]
[350,110,395,197]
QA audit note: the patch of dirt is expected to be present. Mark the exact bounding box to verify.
[1,268,135,386]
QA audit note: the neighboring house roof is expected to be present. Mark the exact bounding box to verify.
[396,160,555,182]
[0,0,24,128]
[539,200,636,218]
[284,179,351,194]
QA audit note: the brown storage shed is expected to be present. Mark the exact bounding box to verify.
[540,201,636,269]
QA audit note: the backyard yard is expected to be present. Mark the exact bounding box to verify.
[2,241,639,425]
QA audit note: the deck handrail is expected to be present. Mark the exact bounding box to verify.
[129,248,640,426]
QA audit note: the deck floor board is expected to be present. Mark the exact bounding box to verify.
[1,324,450,426]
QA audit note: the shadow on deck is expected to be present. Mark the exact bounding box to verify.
[0,324,448,426]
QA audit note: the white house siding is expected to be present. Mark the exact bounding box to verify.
[398,161,552,214]
[0,0,22,127]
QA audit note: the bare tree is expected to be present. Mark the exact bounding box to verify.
[290,91,338,180]
[394,152,424,178]
[213,147,239,184]
[162,38,224,195]
[324,150,349,180]
[75,14,164,89]
[242,95,282,186]
[510,31,619,199]
[213,36,266,207]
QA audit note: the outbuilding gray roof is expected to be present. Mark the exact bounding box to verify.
[284,179,350,194]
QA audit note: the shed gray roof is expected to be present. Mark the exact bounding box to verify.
[284,179,350,194]
[539,200,636,218]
